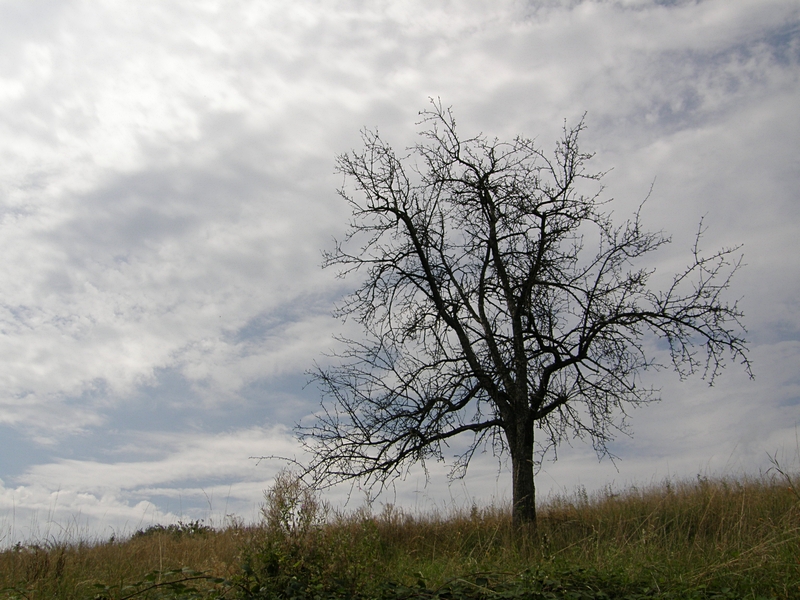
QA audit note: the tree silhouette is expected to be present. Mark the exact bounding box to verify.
[302,100,751,526]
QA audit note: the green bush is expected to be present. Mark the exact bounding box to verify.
[132,520,214,539]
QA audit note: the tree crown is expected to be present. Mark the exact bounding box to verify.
[302,100,751,495]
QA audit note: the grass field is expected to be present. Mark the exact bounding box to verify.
[1,469,798,599]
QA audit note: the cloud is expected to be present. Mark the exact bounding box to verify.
[0,426,297,544]
[0,0,796,540]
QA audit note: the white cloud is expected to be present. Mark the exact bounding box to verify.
[0,426,297,544]
[0,0,796,540]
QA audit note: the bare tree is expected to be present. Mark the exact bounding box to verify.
[301,100,751,527]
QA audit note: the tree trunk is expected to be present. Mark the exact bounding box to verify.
[509,420,537,530]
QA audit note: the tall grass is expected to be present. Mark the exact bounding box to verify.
[242,470,799,599]
[0,520,249,599]
[1,470,798,599]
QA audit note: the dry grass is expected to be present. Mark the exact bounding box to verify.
[537,474,800,590]
[1,471,798,599]
[0,522,251,599]
[243,470,800,598]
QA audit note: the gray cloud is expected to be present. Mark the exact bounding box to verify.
[0,0,797,541]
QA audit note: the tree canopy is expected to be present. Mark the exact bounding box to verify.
[302,100,751,525]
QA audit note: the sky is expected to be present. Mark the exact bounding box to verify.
[0,0,798,545]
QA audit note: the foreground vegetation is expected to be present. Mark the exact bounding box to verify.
[1,470,798,599]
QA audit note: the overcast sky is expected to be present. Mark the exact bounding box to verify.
[0,0,798,544]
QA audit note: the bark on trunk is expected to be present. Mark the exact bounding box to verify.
[509,420,537,529]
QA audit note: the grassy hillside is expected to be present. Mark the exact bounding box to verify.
[1,470,798,599]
